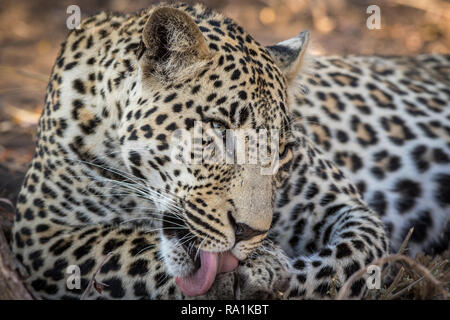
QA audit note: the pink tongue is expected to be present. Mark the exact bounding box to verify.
[175,251,238,297]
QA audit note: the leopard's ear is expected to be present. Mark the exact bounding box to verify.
[138,7,211,83]
[266,30,310,82]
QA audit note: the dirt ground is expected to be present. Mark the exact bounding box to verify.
[0,0,449,299]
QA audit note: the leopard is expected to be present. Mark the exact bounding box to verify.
[11,2,449,300]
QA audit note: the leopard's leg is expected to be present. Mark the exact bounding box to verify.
[270,136,389,299]
[284,208,387,299]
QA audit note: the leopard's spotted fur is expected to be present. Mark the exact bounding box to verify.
[12,2,449,299]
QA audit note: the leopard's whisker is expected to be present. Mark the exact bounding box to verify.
[119,216,187,229]
[67,171,185,216]
[194,236,208,262]
[172,233,196,251]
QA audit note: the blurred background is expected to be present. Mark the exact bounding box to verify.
[0,0,449,204]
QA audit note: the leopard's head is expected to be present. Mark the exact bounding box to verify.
[119,5,309,296]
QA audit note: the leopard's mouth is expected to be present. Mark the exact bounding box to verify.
[162,213,239,296]
[175,247,239,297]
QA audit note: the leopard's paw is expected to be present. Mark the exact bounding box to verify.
[234,243,291,300]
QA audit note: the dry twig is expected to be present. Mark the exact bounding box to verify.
[0,226,34,299]
[80,252,113,300]
[380,267,405,299]
[336,254,449,300]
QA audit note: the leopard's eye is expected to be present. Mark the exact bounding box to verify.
[210,120,227,136]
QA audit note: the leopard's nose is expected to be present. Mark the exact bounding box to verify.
[235,222,267,242]
[228,211,267,242]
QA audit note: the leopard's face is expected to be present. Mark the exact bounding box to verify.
[117,6,308,296]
